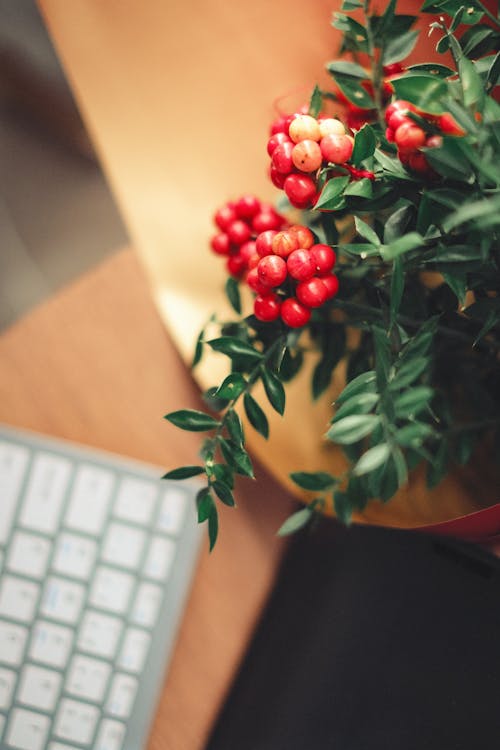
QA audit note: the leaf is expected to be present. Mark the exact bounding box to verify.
[383,203,413,244]
[164,409,220,431]
[373,327,391,390]
[390,74,448,114]
[290,471,335,491]
[208,337,263,363]
[315,176,350,210]
[309,84,323,117]
[458,55,484,108]
[211,462,234,489]
[374,149,413,180]
[277,506,313,536]
[335,370,377,405]
[327,414,380,445]
[212,480,235,507]
[225,409,244,446]
[333,392,379,421]
[208,507,219,552]
[380,232,424,261]
[243,393,269,439]
[334,77,375,109]
[219,438,254,477]
[192,330,204,368]
[424,141,474,182]
[394,423,436,447]
[394,386,434,418]
[327,60,369,79]
[351,125,376,165]
[353,443,391,476]
[407,63,455,78]
[344,178,373,198]
[215,373,247,400]
[442,197,500,232]
[354,216,380,246]
[163,465,205,480]
[442,270,467,306]
[225,277,241,314]
[341,0,363,8]
[261,368,286,415]
[333,490,352,525]
[391,357,430,389]
[196,488,214,523]
[390,257,404,327]
[383,30,419,65]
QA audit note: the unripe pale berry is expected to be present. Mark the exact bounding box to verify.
[318,118,346,137]
[296,277,329,307]
[256,230,277,257]
[320,134,353,164]
[284,173,317,208]
[272,141,294,174]
[254,293,282,322]
[227,220,251,246]
[289,114,321,143]
[288,225,314,249]
[272,230,299,258]
[235,195,261,219]
[257,255,287,287]
[287,249,315,281]
[291,140,323,173]
[210,233,231,255]
[281,297,312,328]
[310,244,336,274]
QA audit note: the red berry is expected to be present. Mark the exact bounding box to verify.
[214,205,237,231]
[227,220,252,246]
[271,141,294,174]
[269,165,287,189]
[272,230,299,258]
[283,173,317,209]
[252,211,283,233]
[385,127,395,143]
[254,293,282,322]
[385,100,416,124]
[267,132,291,156]
[288,225,314,249]
[280,298,311,328]
[388,110,412,131]
[239,240,257,265]
[383,63,405,77]
[320,274,339,299]
[437,113,465,136]
[291,140,323,173]
[269,116,288,135]
[394,122,426,153]
[210,233,231,255]
[226,253,246,277]
[296,277,329,308]
[310,244,336,274]
[287,249,315,281]
[256,230,277,257]
[246,267,271,294]
[234,195,261,219]
[408,152,430,174]
[257,255,287,287]
[320,134,353,164]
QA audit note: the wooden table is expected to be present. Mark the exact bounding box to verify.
[0,248,294,749]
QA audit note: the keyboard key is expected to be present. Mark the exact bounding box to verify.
[102,523,146,570]
[117,628,151,673]
[105,673,138,719]
[157,487,187,535]
[28,621,73,669]
[52,532,97,580]
[40,577,85,625]
[7,532,51,580]
[19,452,72,535]
[143,536,176,581]
[0,576,39,623]
[49,744,77,750]
[0,621,28,667]
[78,610,123,660]
[53,698,99,745]
[16,664,62,712]
[130,582,162,628]
[5,707,50,750]
[114,476,158,525]
[64,464,114,535]
[0,441,29,545]
[95,718,126,750]
[90,567,134,614]
[0,667,16,709]
[65,654,111,703]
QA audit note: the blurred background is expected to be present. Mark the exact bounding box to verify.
[0,0,128,330]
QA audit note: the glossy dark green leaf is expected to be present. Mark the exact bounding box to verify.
[290,471,335,491]
[208,337,263,363]
[407,62,455,78]
[211,462,234,489]
[315,176,350,210]
[327,60,369,79]
[380,232,424,261]
[424,141,474,182]
[309,84,323,117]
[334,77,374,109]
[208,507,219,552]
[390,257,404,327]
[458,55,484,108]
[327,414,379,445]
[192,330,204,368]
[212,480,235,507]
[163,465,205,480]
[383,203,413,244]
[383,30,418,65]
[196,488,214,523]
[344,178,373,198]
[225,277,241,314]
[215,373,246,400]
[394,386,434,418]
[164,409,220,431]
[340,0,363,8]
[374,149,413,180]
[225,409,244,446]
[335,370,377,406]
[219,438,254,477]
[277,506,313,536]
[391,74,448,114]
[243,393,269,439]
[355,216,380,246]
[351,125,376,166]
[261,368,286,415]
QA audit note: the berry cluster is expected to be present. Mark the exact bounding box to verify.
[248,225,339,328]
[210,196,288,277]
[385,99,464,176]
[267,113,354,209]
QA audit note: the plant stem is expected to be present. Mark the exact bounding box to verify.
[363,0,386,129]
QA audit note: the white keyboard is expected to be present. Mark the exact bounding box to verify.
[0,425,202,750]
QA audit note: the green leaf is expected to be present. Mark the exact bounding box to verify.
[353,443,391,476]
[390,74,448,114]
[373,327,391,391]
[351,125,376,165]
[243,393,269,439]
[327,414,380,444]
[383,30,418,65]
[336,370,377,405]
[442,197,500,232]
[333,490,352,525]
[192,330,204,368]
[390,257,404,327]
[383,203,413,244]
[354,216,380,246]
[164,409,220,431]
[219,438,254,477]
[211,462,234,489]
[315,176,350,210]
[290,471,335,491]
[391,357,430,389]
[309,84,323,118]
[261,368,286,415]
[277,506,313,536]
[208,337,263,363]
[380,232,424,261]
[442,270,467,306]
[394,386,434,418]
[212,480,235,507]
[163,465,205,480]
[225,277,241,314]
[458,55,484,108]
[395,423,436,447]
[374,149,413,180]
[334,77,375,109]
[196,488,214,523]
[208,507,219,552]
[333,392,379,421]
[424,141,474,182]
[225,409,244,446]
[341,0,363,8]
[215,373,246,400]
[327,60,369,79]
[407,63,455,78]
[344,178,373,198]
